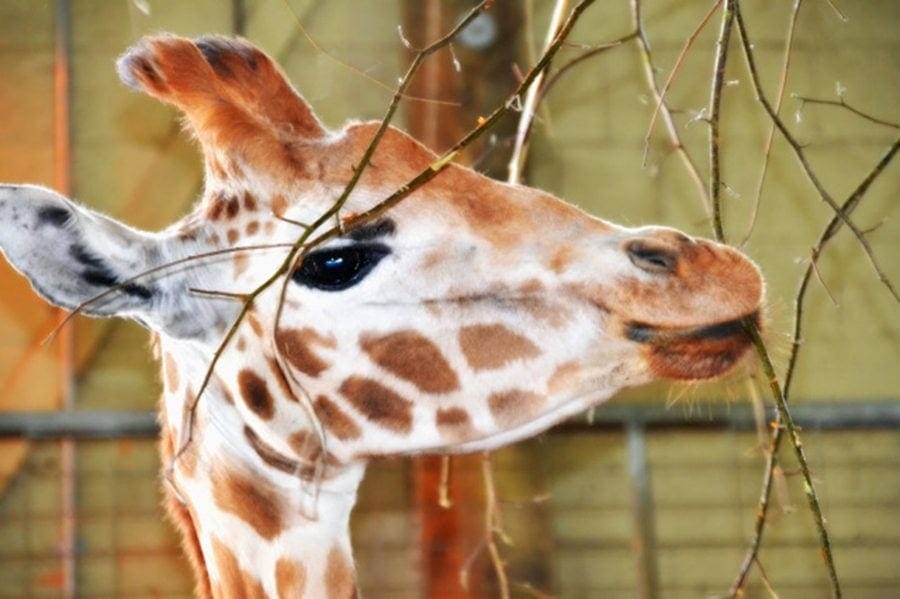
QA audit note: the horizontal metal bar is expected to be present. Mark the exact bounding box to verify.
[0,401,896,439]
[560,400,900,432]
[0,411,159,439]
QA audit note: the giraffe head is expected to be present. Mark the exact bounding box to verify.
[0,34,763,463]
[0,34,763,594]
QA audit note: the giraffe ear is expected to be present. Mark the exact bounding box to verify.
[0,184,159,320]
[116,35,327,163]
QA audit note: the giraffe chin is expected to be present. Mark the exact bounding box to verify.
[627,311,759,381]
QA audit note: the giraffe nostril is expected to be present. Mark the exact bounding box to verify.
[625,240,678,275]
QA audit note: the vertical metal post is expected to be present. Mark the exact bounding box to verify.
[53,0,76,596]
[627,421,660,599]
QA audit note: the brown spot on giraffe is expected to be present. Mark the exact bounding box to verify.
[275,558,307,598]
[420,247,448,272]
[246,220,259,236]
[339,376,414,434]
[225,195,240,219]
[288,430,316,464]
[488,390,546,428]
[236,336,247,352]
[221,385,235,406]
[244,425,298,475]
[548,361,583,395]
[276,327,335,377]
[227,228,239,245]
[271,194,288,217]
[211,536,267,599]
[284,430,345,480]
[459,324,541,371]
[518,278,545,294]
[314,395,362,441]
[435,407,477,443]
[521,296,569,329]
[360,330,460,394]
[211,466,284,540]
[237,369,275,420]
[549,245,575,274]
[163,351,180,391]
[233,253,249,279]
[205,192,226,221]
[242,191,258,212]
[325,545,357,599]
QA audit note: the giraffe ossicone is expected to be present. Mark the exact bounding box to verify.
[0,35,764,597]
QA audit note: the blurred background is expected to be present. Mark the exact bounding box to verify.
[0,1,897,597]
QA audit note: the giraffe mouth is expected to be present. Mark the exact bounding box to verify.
[626,311,759,380]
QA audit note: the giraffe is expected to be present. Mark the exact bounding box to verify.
[0,35,763,597]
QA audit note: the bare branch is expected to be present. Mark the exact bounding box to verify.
[507,0,570,185]
[44,243,295,344]
[728,138,896,599]
[708,0,737,241]
[734,2,898,303]
[482,452,511,599]
[630,0,713,218]
[539,31,639,102]
[792,94,900,130]
[642,0,722,168]
[277,0,460,106]
[740,0,805,246]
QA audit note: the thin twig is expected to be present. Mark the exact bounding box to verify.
[755,557,779,599]
[642,0,722,167]
[482,452,511,599]
[734,2,898,303]
[783,139,899,397]
[277,0,459,106]
[539,31,640,103]
[708,0,737,241]
[740,0,804,246]
[45,243,296,343]
[824,0,848,22]
[630,0,713,218]
[507,0,570,184]
[792,94,900,130]
[740,318,841,598]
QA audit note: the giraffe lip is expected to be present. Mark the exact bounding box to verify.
[627,312,759,380]
[626,312,758,345]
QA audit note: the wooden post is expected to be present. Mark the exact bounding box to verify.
[401,2,534,596]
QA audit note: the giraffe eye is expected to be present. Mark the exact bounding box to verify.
[292,243,390,291]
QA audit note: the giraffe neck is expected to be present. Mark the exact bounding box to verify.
[158,337,364,598]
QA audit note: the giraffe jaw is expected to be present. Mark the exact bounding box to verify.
[626,310,760,381]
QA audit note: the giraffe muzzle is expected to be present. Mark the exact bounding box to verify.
[626,311,760,380]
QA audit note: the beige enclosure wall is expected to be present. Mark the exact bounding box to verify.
[0,1,897,597]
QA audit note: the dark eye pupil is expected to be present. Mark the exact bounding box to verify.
[292,244,389,291]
